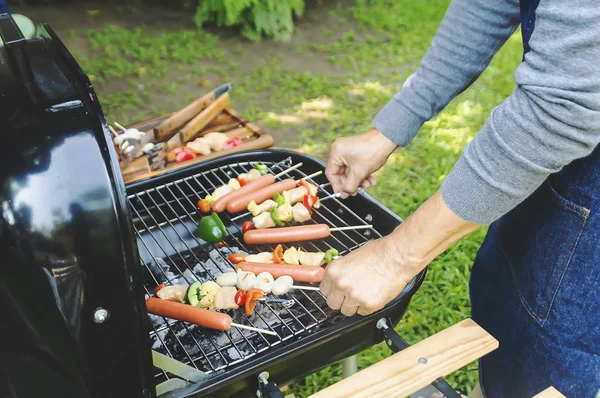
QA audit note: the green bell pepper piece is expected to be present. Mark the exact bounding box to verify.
[255,163,268,175]
[197,213,227,243]
[325,248,339,264]
[272,192,286,206]
[270,207,285,227]
[186,281,202,307]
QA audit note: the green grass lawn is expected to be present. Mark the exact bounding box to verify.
[34,0,523,394]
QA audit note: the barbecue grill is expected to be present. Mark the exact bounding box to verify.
[128,151,426,396]
[0,14,434,398]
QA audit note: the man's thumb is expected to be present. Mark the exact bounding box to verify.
[342,168,365,195]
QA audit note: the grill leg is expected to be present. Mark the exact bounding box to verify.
[341,355,358,379]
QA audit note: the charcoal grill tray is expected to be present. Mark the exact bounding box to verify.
[126,150,426,397]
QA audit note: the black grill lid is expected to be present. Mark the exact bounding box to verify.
[0,15,154,398]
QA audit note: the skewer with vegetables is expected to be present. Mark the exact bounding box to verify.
[146,298,276,336]
[228,244,340,267]
[224,170,323,214]
[197,162,304,213]
[240,190,339,231]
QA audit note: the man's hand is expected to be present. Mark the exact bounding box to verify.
[320,237,414,316]
[326,128,397,198]
[320,190,481,316]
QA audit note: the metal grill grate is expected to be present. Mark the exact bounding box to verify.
[127,157,383,383]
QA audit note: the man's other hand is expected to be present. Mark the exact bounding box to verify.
[325,128,397,198]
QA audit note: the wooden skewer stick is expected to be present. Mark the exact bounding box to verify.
[230,190,338,222]
[320,192,341,201]
[108,126,120,138]
[296,170,322,182]
[273,162,303,178]
[330,225,373,232]
[231,322,277,336]
[292,285,320,291]
[114,122,127,132]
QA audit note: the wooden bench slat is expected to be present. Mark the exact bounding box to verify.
[310,319,498,398]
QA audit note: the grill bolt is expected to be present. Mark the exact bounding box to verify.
[93,307,109,324]
[418,357,428,365]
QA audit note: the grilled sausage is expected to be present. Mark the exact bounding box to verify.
[236,262,325,283]
[244,224,330,244]
[212,174,276,213]
[146,298,232,331]
[226,179,297,213]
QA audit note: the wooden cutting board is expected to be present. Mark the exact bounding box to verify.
[119,107,274,185]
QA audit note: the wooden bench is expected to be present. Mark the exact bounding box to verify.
[308,319,565,398]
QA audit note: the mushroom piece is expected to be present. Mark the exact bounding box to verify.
[255,272,275,294]
[214,286,239,310]
[156,285,187,303]
[272,276,294,296]
[237,269,257,291]
[216,272,237,287]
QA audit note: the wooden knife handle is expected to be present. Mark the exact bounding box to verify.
[179,92,230,143]
[154,83,232,140]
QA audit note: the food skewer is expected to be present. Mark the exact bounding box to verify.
[244,224,373,245]
[292,285,320,291]
[225,171,323,214]
[231,191,339,222]
[146,297,277,336]
[207,162,304,213]
[237,262,324,283]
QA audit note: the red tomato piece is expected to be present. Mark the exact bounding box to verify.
[234,289,247,306]
[242,221,254,232]
[228,253,246,264]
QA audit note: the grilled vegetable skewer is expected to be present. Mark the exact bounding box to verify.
[145,298,277,336]
[207,163,304,213]
[225,171,322,214]
[227,245,339,267]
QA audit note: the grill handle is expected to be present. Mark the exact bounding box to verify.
[377,318,463,398]
[257,371,285,398]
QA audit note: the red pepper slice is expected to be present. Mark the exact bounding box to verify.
[298,179,310,190]
[245,289,265,316]
[242,221,254,232]
[303,195,318,211]
[273,244,284,264]
[214,241,227,248]
[236,177,247,187]
[153,283,166,297]
[223,136,242,150]
[234,289,247,306]
[176,151,196,163]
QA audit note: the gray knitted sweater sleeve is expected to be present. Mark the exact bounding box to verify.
[373,0,600,224]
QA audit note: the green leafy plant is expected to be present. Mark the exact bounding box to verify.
[194,0,305,41]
